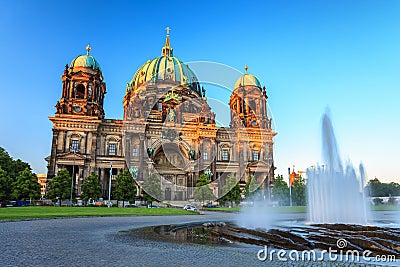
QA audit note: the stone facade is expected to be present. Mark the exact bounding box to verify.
[46,34,277,203]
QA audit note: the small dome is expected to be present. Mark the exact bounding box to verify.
[70,45,101,71]
[234,66,261,89]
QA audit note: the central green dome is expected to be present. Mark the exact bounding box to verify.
[128,33,201,94]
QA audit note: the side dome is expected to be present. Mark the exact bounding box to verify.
[128,30,201,95]
[234,66,261,89]
[70,45,101,71]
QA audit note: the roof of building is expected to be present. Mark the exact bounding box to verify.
[128,28,201,95]
[234,65,262,89]
[70,44,101,71]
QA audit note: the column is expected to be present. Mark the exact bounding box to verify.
[48,129,59,178]
[57,131,64,151]
[139,134,145,179]
[99,168,106,197]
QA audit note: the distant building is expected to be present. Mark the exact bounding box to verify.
[46,29,277,203]
[37,174,47,198]
[289,169,305,186]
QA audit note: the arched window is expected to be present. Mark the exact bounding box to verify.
[76,84,85,99]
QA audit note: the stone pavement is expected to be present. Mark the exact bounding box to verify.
[0,211,397,267]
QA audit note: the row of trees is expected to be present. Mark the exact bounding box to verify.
[191,173,306,207]
[0,147,41,205]
[47,169,138,205]
[0,147,163,206]
[46,169,164,206]
[365,179,400,197]
[271,175,306,206]
[192,174,243,207]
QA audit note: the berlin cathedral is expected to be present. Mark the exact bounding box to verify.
[46,29,277,203]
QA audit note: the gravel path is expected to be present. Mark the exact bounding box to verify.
[0,211,398,267]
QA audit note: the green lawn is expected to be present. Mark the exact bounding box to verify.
[0,206,198,220]
[371,205,400,211]
[2,205,397,220]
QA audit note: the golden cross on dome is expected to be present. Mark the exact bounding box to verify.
[163,27,172,57]
[244,65,248,74]
[86,44,91,55]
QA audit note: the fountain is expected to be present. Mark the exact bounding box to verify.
[124,111,400,260]
[307,112,368,224]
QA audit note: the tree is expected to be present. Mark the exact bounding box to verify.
[142,173,162,205]
[47,169,72,203]
[0,167,12,204]
[243,175,261,199]
[219,174,242,207]
[81,172,102,203]
[0,148,31,179]
[292,175,306,206]
[272,175,289,206]
[387,182,400,196]
[193,174,214,205]
[114,170,137,206]
[11,159,31,181]
[0,147,35,205]
[373,197,383,206]
[388,196,397,206]
[12,168,41,202]
[0,147,14,177]
[366,179,400,197]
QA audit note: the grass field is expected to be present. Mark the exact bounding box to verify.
[0,206,198,220]
[1,205,397,220]
[371,205,400,211]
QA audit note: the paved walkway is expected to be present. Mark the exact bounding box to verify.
[0,211,397,266]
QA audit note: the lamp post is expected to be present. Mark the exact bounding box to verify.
[70,146,79,207]
[108,162,112,208]
[288,167,292,207]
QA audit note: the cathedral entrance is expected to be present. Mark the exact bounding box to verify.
[165,188,171,201]
[64,165,80,195]
[153,142,191,202]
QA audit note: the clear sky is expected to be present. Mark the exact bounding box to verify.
[0,0,399,183]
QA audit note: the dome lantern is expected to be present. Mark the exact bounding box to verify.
[86,44,91,55]
[162,27,173,57]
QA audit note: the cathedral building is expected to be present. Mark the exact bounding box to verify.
[46,30,277,202]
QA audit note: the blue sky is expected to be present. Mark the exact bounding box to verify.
[0,0,399,183]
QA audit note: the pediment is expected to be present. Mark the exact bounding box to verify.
[57,152,86,160]
[247,160,270,168]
